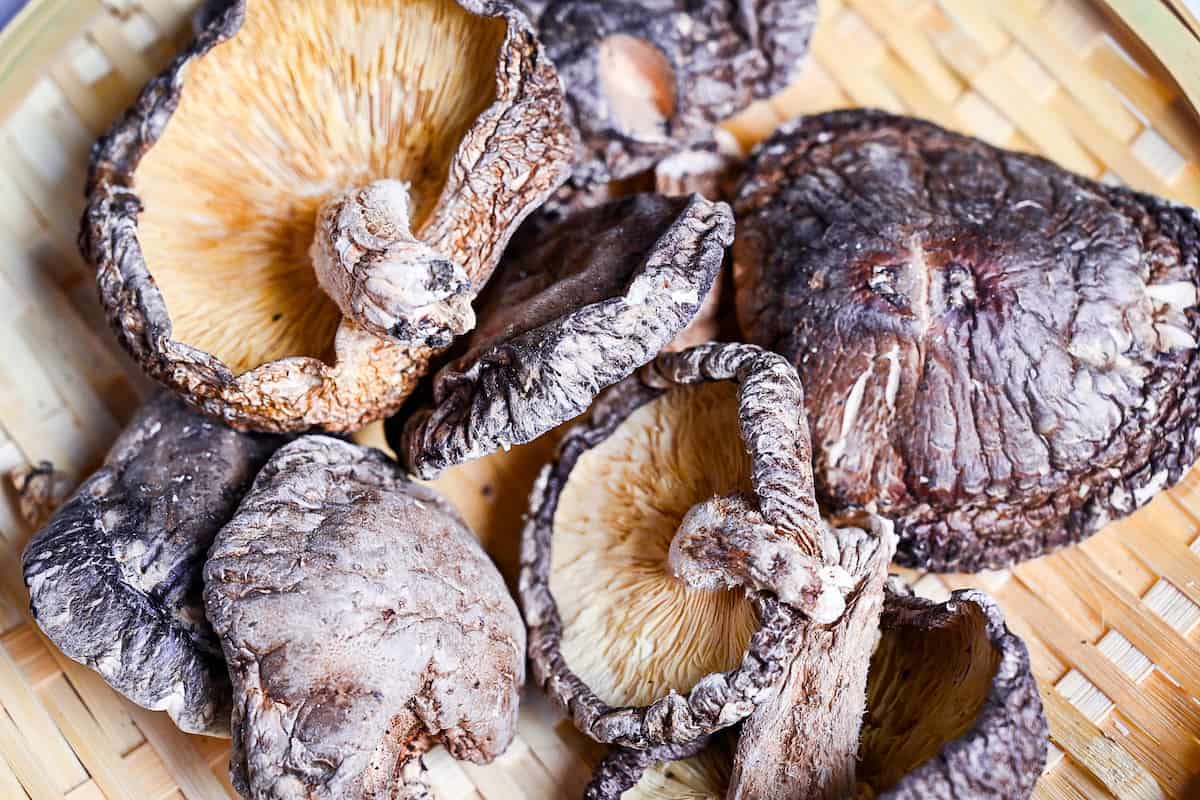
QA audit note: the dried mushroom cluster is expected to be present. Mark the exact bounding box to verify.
[36,0,1200,796]
[521,346,1045,799]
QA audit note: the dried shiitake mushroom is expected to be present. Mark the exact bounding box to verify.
[598,583,1048,800]
[204,436,524,799]
[521,342,877,749]
[734,109,1200,571]
[395,193,734,478]
[537,0,816,221]
[23,393,285,735]
[82,0,573,432]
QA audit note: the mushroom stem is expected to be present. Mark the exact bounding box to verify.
[310,180,475,348]
[726,515,896,800]
[670,493,852,624]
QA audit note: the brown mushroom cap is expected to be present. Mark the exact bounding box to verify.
[394,193,733,478]
[520,342,870,748]
[203,436,525,798]
[610,584,1048,800]
[733,109,1200,571]
[538,0,816,198]
[82,0,573,433]
[22,393,286,736]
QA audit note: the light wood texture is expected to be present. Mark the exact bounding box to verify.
[1,0,1199,798]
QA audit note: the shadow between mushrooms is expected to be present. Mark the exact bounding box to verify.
[203,436,525,799]
[22,393,286,736]
[734,109,1200,571]
[82,0,573,433]
[603,583,1048,800]
[395,192,733,478]
[520,342,881,750]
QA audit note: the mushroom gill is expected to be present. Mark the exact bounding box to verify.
[550,381,758,707]
[136,0,505,373]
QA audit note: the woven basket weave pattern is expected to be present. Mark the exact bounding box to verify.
[0,0,1199,797]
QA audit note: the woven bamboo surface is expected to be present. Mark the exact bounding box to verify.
[1,0,1199,797]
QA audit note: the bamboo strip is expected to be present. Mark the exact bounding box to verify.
[1052,549,1200,695]
[40,675,138,800]
[1040,688,1164,799]
[0,644,86,791]
[129,708,228,800]
[1098,0,1200,117]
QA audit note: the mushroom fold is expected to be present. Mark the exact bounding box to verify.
[395,193,733,478]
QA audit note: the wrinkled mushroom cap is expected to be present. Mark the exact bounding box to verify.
[22,393,285,735]
[623,585,1048,799]
[204,436,525,798]
[395,193,733,478]
[520,342,861,748]
[539,0,816,186]
[82,0,573,432]
[734,109,1200,571]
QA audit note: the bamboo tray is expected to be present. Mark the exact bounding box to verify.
[2,0,1200,798]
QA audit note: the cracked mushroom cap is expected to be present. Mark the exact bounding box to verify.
[538,0,816,194]
[203,436,524,799]
[81,0,573,433]
[606,584,1048,800]
[520,342,870,748]
[733,109,1200,571]
[394,192,733,478]
[22,393,286,735]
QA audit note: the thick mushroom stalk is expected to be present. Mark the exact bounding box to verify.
[728,514,897,799]
[311,180,475,347]
[669,493,852,624]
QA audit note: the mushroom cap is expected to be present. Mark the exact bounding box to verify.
[520,342,857,748]
[203,436,525,799]
[734,109,1200,571]
[22,393,285,736]
[539,0,816,186]
[395,192,733,478]
[81,0,574,433]
[617,585,1048,799]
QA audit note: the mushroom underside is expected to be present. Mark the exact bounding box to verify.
[137,0,505,372]
[624,588,1046,799]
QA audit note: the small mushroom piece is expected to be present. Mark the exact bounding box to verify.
[734,109,1200,571]
[203,437,525,799]
[82,0,574,432]
[605,582,1048,800]
[10,461,72,529]
[521,342,860,748]
[539,0,816,202]
[22,393,286,735]
[394,193,733,478]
